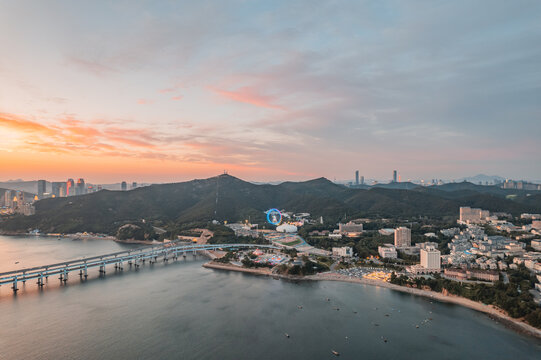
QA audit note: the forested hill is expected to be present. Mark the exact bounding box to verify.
[1,174,540,235]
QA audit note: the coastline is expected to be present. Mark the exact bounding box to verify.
[203,261,541,340]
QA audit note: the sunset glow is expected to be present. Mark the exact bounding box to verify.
[1,1,540,183]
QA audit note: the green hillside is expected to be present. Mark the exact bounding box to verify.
[1,174,540,235]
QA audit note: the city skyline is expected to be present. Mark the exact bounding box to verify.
[1,1,540,183]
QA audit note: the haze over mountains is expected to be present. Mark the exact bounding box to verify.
[1,174,540,235]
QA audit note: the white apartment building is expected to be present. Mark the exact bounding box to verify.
[420,246,441,270]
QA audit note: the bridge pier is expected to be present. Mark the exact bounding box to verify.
[1,244,278,292]
[12,276,18,292]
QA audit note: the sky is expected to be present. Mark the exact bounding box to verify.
[0,0,540,183]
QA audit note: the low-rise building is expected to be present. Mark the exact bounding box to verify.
[531,240,541,251]
[378,245,397,259]
[332,246,353,257]
[444,268,499,282]
[339,221,363,235]
[459,207,490,224]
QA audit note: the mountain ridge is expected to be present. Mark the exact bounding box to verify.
[1,174,540,235]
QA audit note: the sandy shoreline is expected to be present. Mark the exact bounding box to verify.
[203,261,541,340]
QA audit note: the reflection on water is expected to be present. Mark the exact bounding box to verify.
[0,235,540,360]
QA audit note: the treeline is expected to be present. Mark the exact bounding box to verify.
[390,266,541,329]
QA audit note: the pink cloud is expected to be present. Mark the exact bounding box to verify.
[212,86,285,110]
[171,95,183,101]
[137,99,153,105]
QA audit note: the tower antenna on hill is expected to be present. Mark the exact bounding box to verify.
[215,175,219,217]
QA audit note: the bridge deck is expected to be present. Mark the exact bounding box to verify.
[0,243,278,288]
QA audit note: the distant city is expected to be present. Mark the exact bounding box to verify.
[0,178,140,216]
[344,170,541,189]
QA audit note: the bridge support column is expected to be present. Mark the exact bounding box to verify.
[84,264,88,278]
[12,276,18,292]
[99,263,106,275]
[63,269,68,283]
[37,273,44,287]
[22,271,27,283]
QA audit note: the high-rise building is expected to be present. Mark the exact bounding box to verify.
[394,227,411,248]
[393,170,397,183]
[360,176,365,185]
[355,170,359,185]
[132,182,137,189]
[420,246,441,270]
[66,179,75,196]
[76,178,86,195]
[37,180,46,199]
[4,190,14,208]
[52,182,64,197]
[121,181,127,191]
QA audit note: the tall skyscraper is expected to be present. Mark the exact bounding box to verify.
[66,179,75,196]
[4,190,14,208]
[37,180,46,199]
[76,178,86,195]
[121,181,127,191]
[360,176,365,185]
[394,227,411,248]
[52,182,64,197]
[132,182,137,189]
[393,170,397,183]
[355,170,359,185]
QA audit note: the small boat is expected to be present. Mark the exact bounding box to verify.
[297,305,303,309]
[285,333,290,338]
[326,298,330,301]
[381,336,388,343]
[384,314,390,317]
[332,350,340,356]
[416,325,419,328]
[353,311,357,314]
[15,261,19,264]
[345,336,349,340]
[373,323,379,326]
